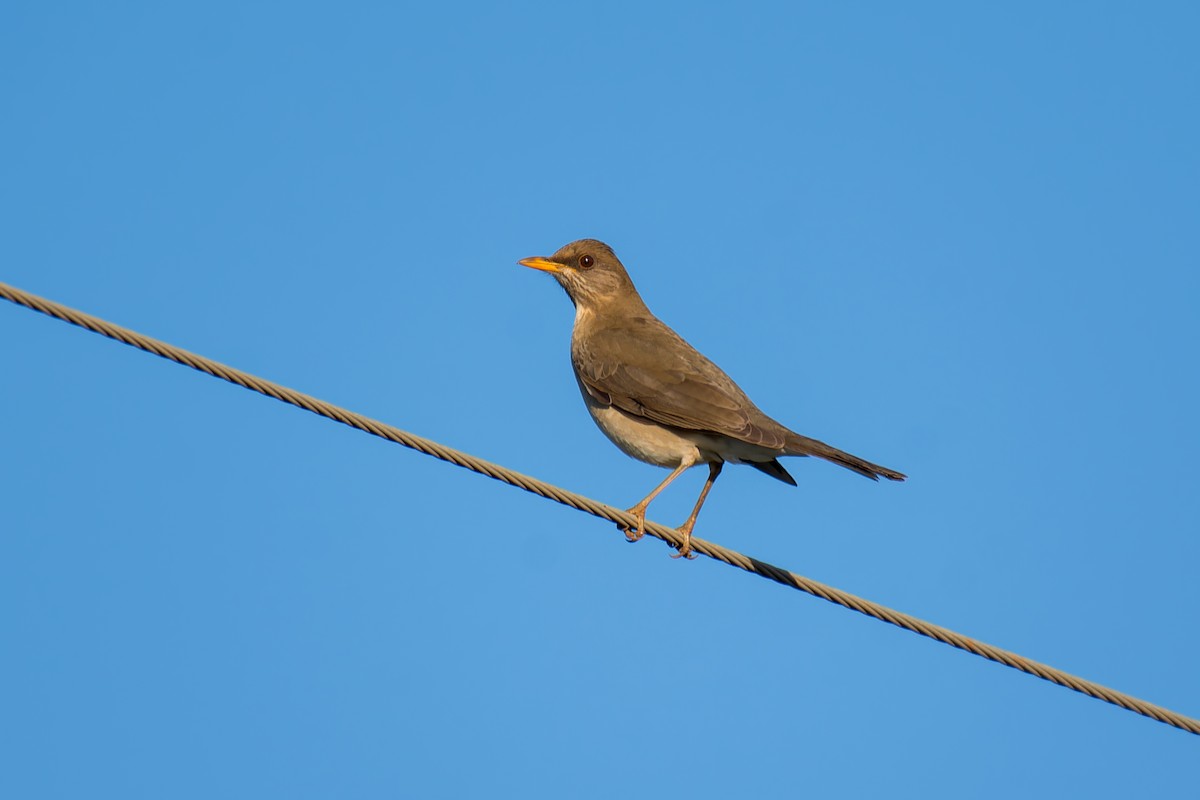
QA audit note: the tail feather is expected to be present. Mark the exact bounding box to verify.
[785,433,906,482]
[746,458,799,486]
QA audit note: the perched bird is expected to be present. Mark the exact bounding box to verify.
[519,239,905,558]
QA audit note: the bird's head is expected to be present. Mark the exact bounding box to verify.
[519,239,643,314]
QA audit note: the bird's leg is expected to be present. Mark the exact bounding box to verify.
[671,461,724,560]
[622,460,693,543]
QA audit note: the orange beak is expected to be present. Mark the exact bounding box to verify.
[518,256,565,273]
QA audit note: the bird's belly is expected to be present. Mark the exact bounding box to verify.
[581,395,704,468]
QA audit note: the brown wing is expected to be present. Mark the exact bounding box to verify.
[572,316,788,450]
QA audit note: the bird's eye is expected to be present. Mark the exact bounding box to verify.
[578,254,594,269]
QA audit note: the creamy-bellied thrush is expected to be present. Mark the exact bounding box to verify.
[520,239,905,558]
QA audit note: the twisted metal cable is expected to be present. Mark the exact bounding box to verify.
[2,278,1197,736]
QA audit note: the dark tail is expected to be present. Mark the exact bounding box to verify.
[747,458,799,486]
[785,433,906,482]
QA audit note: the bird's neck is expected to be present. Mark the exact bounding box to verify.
[572,293,655,340]
[573,289,651,323]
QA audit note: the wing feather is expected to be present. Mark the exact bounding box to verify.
[571,317,787,450]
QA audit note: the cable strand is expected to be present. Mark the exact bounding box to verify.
[2,279,1196,736]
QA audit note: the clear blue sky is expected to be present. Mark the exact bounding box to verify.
[2,3,1197,797]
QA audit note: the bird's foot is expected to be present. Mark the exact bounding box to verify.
[620,505,648,543]
[669,530,698,560]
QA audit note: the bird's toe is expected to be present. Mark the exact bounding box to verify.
[620,507,647,542]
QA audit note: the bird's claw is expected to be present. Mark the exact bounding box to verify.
[670,540,697,560]
[620,508,647,542]
[619,506,697,560]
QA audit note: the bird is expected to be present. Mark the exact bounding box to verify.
[519,239,905,558]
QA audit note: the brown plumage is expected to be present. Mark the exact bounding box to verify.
[520,239,904,557]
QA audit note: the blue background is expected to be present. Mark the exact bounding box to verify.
[2,2,1197,796]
